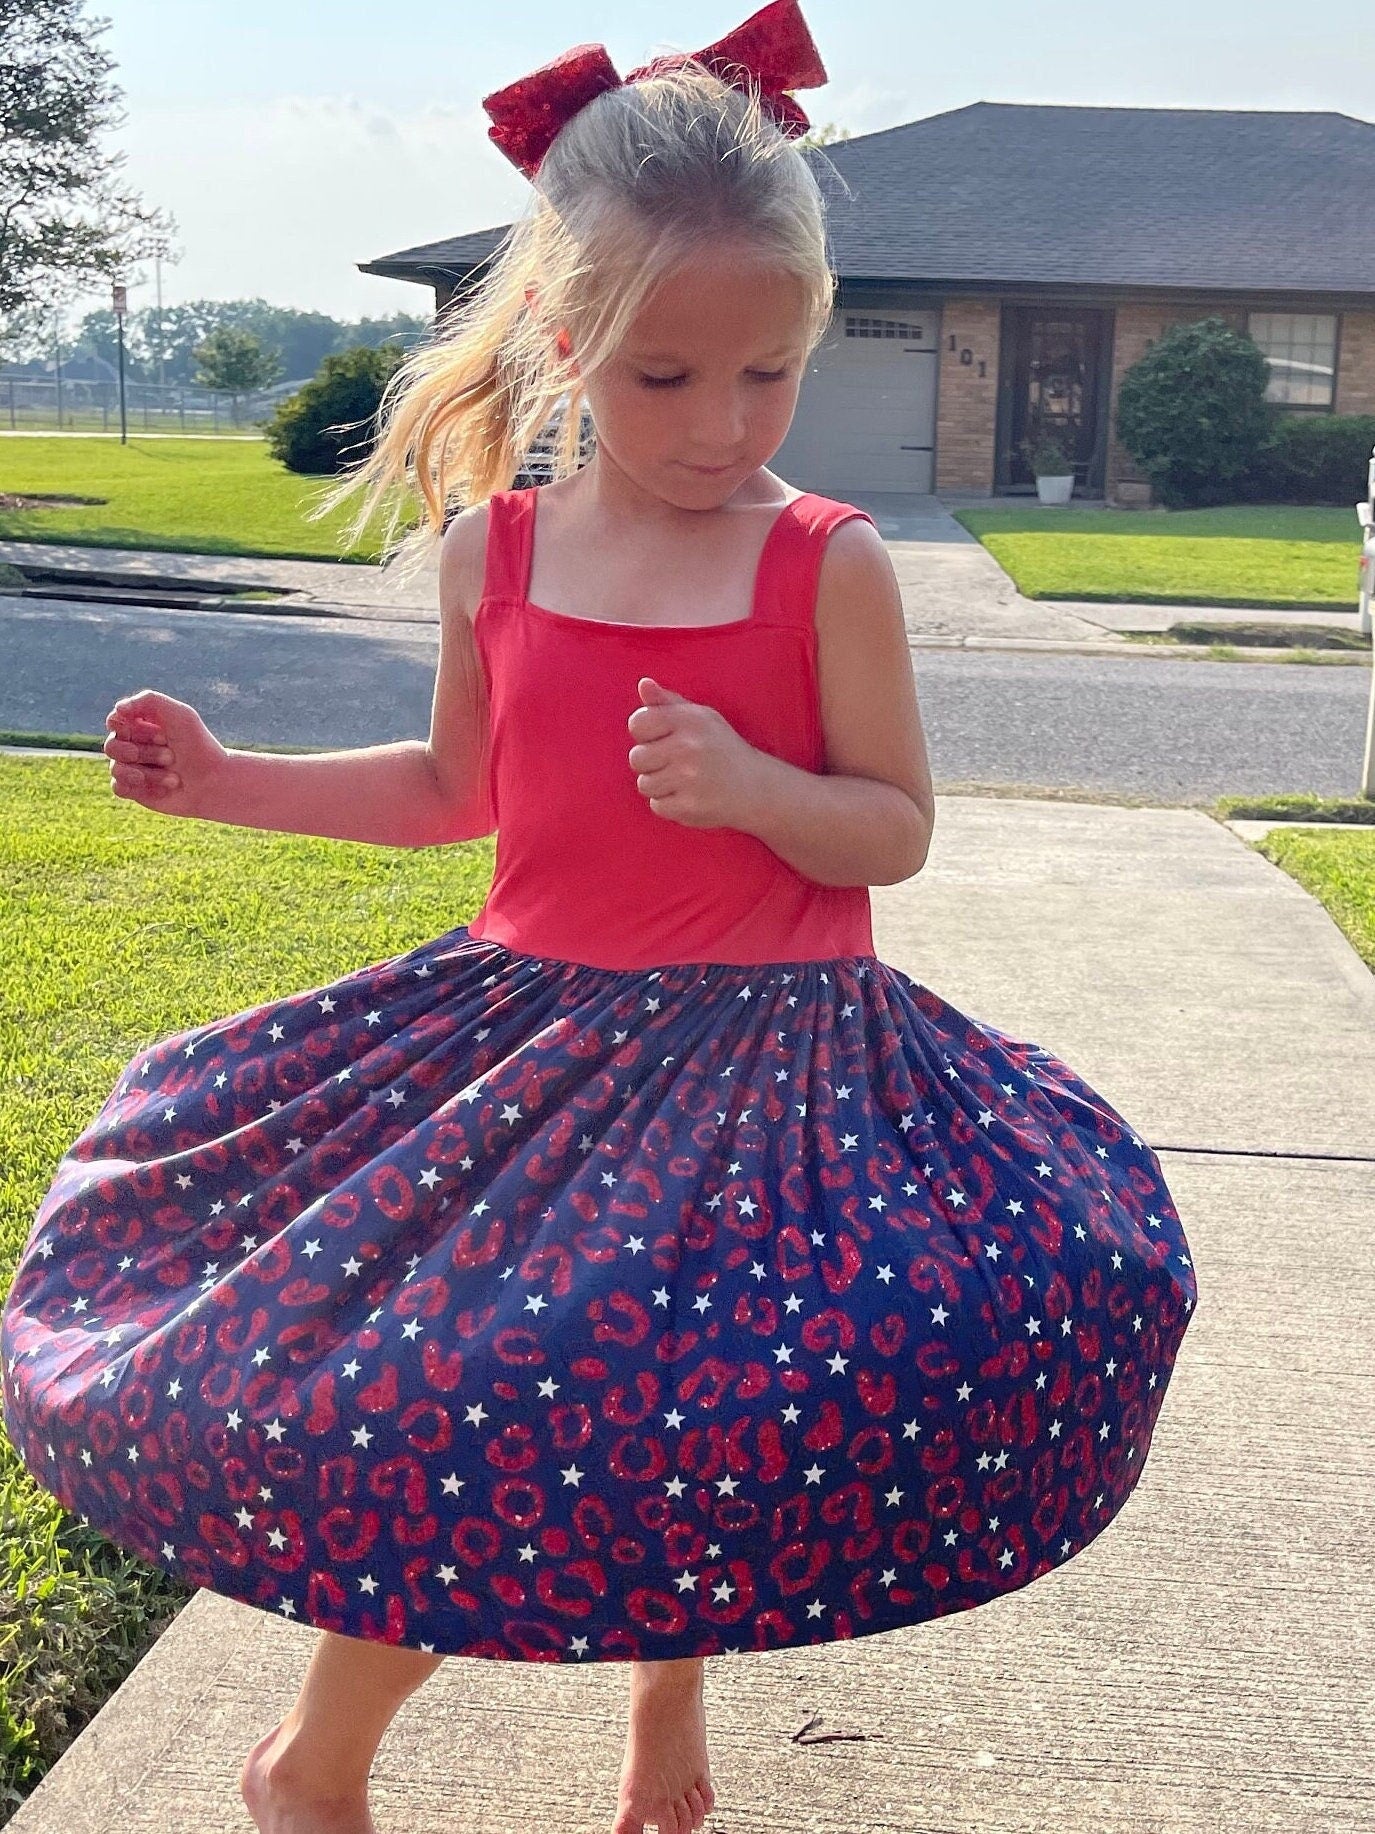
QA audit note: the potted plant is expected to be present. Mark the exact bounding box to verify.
[1020,427,1076,504]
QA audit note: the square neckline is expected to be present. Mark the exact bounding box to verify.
[513,484,811,633]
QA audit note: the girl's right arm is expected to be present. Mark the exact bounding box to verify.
[102,505,497,849]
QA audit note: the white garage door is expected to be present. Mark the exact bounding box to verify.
[773,308,940,494]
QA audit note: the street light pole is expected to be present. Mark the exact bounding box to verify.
[52,318,64,430]
[113,281,128,444]
[155,249,165,389]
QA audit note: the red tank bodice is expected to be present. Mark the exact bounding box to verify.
[465,485,879,971]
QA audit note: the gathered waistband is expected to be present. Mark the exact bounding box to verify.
[449,928,886,982]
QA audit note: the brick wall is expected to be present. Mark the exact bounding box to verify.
[1336,312,1375,414]
[934,299,1001,493]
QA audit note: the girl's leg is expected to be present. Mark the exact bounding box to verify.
[616,1655,715,1834]
[242,1634,715,1834]
[240,1630,443,1830]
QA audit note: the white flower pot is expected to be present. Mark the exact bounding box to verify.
[1035,473,1075,505]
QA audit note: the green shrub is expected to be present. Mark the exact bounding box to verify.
[1237,412,1375,506]
[1115,316,1274,509]
[264,343,408,476]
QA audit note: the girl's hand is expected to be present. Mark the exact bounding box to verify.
[102,688,230,819]
[627,677,767,831]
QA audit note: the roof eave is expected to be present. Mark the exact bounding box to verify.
[356,258,1375,310]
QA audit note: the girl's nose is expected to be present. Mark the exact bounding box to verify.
[693,394,748,448]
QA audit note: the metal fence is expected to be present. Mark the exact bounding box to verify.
[0,372,306,435]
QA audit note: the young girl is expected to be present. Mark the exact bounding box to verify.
[1,6,1198,1831]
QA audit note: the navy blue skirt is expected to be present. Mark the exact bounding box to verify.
[1,928,1198,1661]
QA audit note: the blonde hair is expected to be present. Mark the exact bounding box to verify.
[308,58,849,581]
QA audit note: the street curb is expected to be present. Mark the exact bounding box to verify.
[1224,817,1375,838]
[913,634,1371,662]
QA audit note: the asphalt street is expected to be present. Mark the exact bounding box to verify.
[3,593,1369,801]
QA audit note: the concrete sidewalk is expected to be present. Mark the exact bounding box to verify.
[6,792,1372,1834]
[3,490,1366,653]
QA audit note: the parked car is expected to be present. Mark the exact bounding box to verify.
[512,395,596,486]
[442,397,595,529]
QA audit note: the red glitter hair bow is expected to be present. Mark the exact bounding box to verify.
[480,0,829,180]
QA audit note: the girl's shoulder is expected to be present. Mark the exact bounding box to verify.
[439,497,505,632]
[750,475,873,529]
[774,487,882,549]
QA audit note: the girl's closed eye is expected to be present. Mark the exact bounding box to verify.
[638,368,791,388]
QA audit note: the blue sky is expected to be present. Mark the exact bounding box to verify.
[95,0,1369,325]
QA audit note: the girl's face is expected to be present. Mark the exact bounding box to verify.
[574,247,813,501]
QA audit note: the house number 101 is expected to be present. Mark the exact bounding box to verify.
[948,334,987,376]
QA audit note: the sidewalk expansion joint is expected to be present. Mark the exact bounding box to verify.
[1153,1141,1375,1164]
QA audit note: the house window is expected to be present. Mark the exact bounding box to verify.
[1246,312,1337,409]
[845,315,924,339]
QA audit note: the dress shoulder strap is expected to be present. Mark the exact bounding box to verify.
[480,484,874,625]
[754,493,880,631]
[480,488,535,605]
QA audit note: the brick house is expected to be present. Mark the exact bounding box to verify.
[361,102,1375,506]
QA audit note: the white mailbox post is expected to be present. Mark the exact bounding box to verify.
[1359,443,1374,639]
[1361,444,1375,797]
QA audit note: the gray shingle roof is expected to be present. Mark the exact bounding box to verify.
[360,102,1375,297]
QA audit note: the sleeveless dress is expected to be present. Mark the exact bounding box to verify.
[0,485,1198,1663]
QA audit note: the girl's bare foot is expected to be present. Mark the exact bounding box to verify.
[240,1719,378,1834]
[612,1658,716,1834]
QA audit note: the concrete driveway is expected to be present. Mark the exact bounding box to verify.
[843,490,1365,645]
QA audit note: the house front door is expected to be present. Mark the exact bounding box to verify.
[996,305,1111,494]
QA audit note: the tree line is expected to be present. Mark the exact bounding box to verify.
[3,299,433,392]
[0,0,431,393]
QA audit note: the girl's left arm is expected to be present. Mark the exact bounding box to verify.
[737,519,935,887]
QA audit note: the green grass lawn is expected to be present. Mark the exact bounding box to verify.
[0,435,417,563]
[953,504,1365,608]
[0,753,493,1806]
[3,440,1366,610]
[1250,825,1375,970]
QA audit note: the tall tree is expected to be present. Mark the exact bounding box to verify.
[0,0,171,322]
[192,325,282,421]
